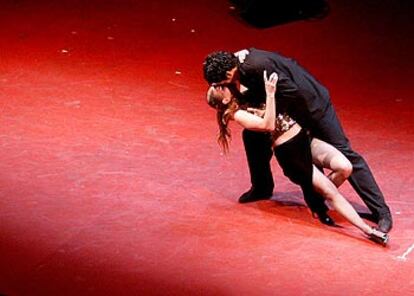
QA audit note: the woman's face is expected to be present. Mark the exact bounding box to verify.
[214,85,233,105]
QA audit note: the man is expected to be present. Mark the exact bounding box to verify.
[203,48,392,232]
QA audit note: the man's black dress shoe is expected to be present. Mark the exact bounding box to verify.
[238,188,272,203]
[313,211,335,226]
[377,213,393,233]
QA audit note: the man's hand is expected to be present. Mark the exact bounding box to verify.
[234,49,249,63]
[247,107,266,118]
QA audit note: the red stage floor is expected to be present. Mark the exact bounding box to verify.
[0,0,413,295]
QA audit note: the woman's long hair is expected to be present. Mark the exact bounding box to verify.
[206,87,239,153]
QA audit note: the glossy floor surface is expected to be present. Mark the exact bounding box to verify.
[0,0,413,295]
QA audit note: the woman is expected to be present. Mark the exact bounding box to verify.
[207,71,389,245]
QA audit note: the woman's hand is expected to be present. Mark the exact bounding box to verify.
[232,73,277,132]
[263,70,278,96]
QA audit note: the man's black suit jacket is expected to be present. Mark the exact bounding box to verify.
[239,48,331,128]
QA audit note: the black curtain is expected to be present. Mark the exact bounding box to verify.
[230,0,330,28]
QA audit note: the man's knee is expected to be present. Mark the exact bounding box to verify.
[339,148,368,169]
[243,129,271,143]
[243,129,273,156]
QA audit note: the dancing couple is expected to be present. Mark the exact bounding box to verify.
[203,48,392,245]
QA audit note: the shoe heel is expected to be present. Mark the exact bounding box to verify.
[312,211,335,226]
[369,228,389,246]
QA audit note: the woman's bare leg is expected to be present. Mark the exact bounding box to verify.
[311,138,352,187]
[311,140,388,244]
[312,165,373,234]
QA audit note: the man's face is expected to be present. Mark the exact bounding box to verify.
[211,67,239,89]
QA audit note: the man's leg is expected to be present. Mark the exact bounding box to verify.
[311,103,392,232]
[239,129,274,203]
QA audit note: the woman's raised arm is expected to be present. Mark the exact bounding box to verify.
[233,70,278,131]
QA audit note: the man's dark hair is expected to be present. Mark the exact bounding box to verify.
[203,51,238,84]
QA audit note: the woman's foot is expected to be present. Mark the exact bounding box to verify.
[312,211,335,226]
[368,227,389,246]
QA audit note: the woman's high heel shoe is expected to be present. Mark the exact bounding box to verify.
[368,227,389,246]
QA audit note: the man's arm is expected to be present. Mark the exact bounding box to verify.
[240,51,315,126]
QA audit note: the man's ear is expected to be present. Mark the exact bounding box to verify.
[225,67,237,80]
[225,71,232,80]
